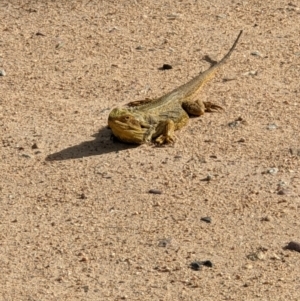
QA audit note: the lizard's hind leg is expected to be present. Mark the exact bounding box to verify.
[182,99,223,116]
[154,119,175,144]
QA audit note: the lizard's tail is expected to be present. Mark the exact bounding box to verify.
[175,30,243,99]
[214,30,243,67]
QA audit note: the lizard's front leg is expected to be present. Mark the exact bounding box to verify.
[182,99,223,116]
[154,119,175,145]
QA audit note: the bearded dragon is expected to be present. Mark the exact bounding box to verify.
[108,30,243,144]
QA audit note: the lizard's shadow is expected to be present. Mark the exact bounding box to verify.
[45,126,136,161]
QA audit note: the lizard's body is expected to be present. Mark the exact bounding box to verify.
[108,30,242,144]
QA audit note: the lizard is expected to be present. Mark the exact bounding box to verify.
[108,30,243,144]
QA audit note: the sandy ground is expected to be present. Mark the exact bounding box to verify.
[1,0,300,300]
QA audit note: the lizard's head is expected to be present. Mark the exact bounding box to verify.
[108,108,149,144]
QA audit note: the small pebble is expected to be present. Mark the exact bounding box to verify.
[289,148,300,157]
[83,285,89,293]
[243,70,257,76]
[228,116,246,128]
[36,31,46,36]
[285,241,300,252]
[21,153,32,159]
[244,263,253,269]
[201,174,213,181]
[166,13,181,20]
[238,137,245,143]
[158,238,171,247]
[261,216,272,222]
[267,168,278,175]
[158,64,173,70]
[200,216,212,223]
[270,253,281,260]
[267,123,278,130]
[149,189,162,194]
[216,14,227,19]
[247,249,266,261]
[222,77,237,82]
[190,260,213,271]
[202,260,213,267]
[32,143,38,149]
[251,51,262,57]
[190,261,202,271]
[0,69,6,76]
[277,189,290,195]
[79,193,87,199]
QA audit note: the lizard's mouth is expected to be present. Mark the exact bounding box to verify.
[108,110,149,144]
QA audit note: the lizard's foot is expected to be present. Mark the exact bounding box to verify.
[203,101,223,112]
[182,99,223,116]
[155,134,174,145]
[154,119,175,145]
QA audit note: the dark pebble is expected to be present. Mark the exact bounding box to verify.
[190,261,202,271]
[149,189,162,194]
[158,64,173,70]
[201,216,212,223]
[201,260,213,267]
[36,31,46,36]
[32,143,38,149]
[285,241,300,252]
[83,285,89,293]
[190,260,213,271]
[79,193,87,199]
[158,238,170,247]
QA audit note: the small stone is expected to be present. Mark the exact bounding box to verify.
[277,189,290,195]
[32,143,38,149]
[267,168,278,175]
[158,64,173,70]
[0,69,6,76]
[244,263,253,269]
[190,261,201,271]
[222,77,237,82]
[83,285,89,293]
[216,14,227,19]
[36,31,46,36]
[166,13,181,20]
[21,153,32,159]
[261,216,272,222]
[149,189,162,194]
[200,216,212,223]
[289,148,300,156]
[243,70,257,76]
[79,193,87,199]
[228,120,240,127]
[267,123,278,130]
[247,249,266,261]
[136,46,143,50]
[256,250,265,260]
[285,241,300,252]
[228,116,247,128]
[158,238,171,247]
[271,253,281,260]
[238,137,246,143]
[202,260,213,267]
[190,260,213,271]
[108,26,119,33]
[201,174,213,181]
[251,51,262,57]
[55,40,65,49]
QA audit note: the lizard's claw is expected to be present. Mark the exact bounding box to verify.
[155,135,175,145]
[204,101,223,112]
